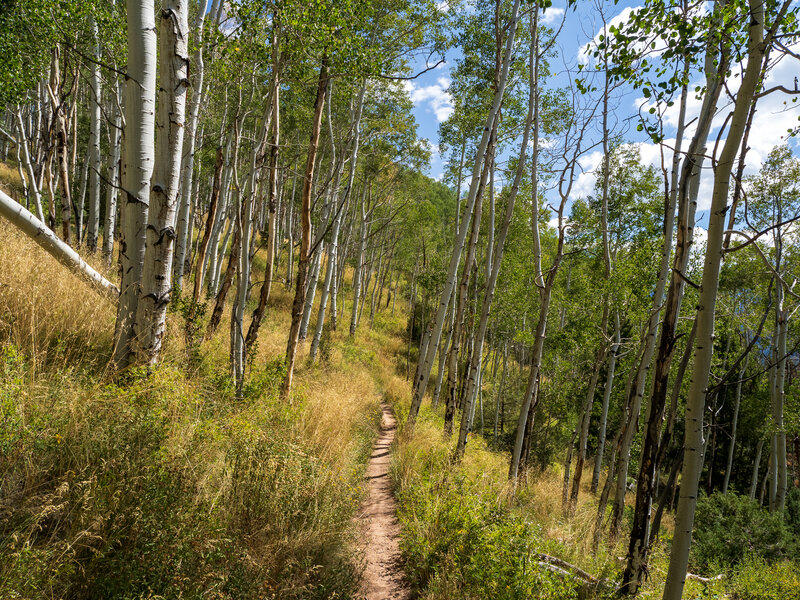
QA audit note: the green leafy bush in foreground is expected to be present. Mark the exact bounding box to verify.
[729,557,800,600]
[393,441,611,600]
[691,492,798,574]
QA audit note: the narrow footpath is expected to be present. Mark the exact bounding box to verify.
[358,401,411,600]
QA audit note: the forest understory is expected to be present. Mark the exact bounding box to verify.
[1,0,800,598]
[0,173,797,599]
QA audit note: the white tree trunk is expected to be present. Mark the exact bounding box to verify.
[114,0,157,366]
[133,0,189,365]
[407,0,523,427]
[86,16,102,252]
[663,3,767,596]
[103,81,123,264]
[0,188,118,301]
[174,0,217,289]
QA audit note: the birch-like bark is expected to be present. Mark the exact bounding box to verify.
[76,142,89,246]
[622,54,701,591]
[50,49,72,246]
[191,146,223,310]
[663,3,770,596]
[592,311,620,492]
[103,81,123,264]
[443,162,486,436]
[205,217,239,339]
[349,186,369,336]
[133,0,189,366]
[282,55,329,396]
[770,279,788,511]
[723,341,750,493]
[114,0,157,366]
[407,0,523,428]
[14,108,45,222]
[455,50,536,459]
[493,343,508,439]
[86,16,102,252]
[245,20,282,353]
[569,305,608,513]
[309,80,368,359]
[613,44,716,543]
[750,439,765,501]
[0,188,119,301]
[174,0,217,289]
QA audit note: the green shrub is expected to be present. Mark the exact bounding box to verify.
[395,444,607,600]
[691,492,790,573]
[729,557,800,600]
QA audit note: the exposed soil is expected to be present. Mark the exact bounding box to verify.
[357,401,411,600]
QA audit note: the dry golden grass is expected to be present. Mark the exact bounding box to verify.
[0,220,116,371]
[0,160,26,199]
[0,209,409,597]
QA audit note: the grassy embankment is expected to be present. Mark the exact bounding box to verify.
[0,161,412,599]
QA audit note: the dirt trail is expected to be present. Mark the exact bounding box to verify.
[357,401,411,600]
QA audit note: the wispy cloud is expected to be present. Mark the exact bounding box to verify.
[403,77,454,123]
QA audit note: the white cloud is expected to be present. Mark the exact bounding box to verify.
[404,77,454,123]
[632,44,800,214]
[541,7,565,25]
[567,150,604,199]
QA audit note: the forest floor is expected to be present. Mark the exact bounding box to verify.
[357,400,411,600]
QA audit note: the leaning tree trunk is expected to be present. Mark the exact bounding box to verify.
[407,0,523,428]
[282,55,329,396]
[0,188,118,301]
[663,3,768,597]
[114,0,157,367]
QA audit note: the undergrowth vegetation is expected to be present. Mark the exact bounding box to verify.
[0,221,402,599]
[387,374,800,600]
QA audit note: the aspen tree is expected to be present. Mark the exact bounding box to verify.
[663,2,782,596]
[86,16,102,252]
[114,0,157,366]
[408,0,523,427]
[282,55,329,396]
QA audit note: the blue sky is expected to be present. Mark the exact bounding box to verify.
[403,1,800,230]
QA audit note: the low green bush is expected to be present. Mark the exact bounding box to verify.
[691,492,793,574]
[394,442,609,600]
[729,557,800,600]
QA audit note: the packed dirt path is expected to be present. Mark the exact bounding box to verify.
[357,400,411,600]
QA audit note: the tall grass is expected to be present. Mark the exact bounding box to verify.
[0,218,398,598]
